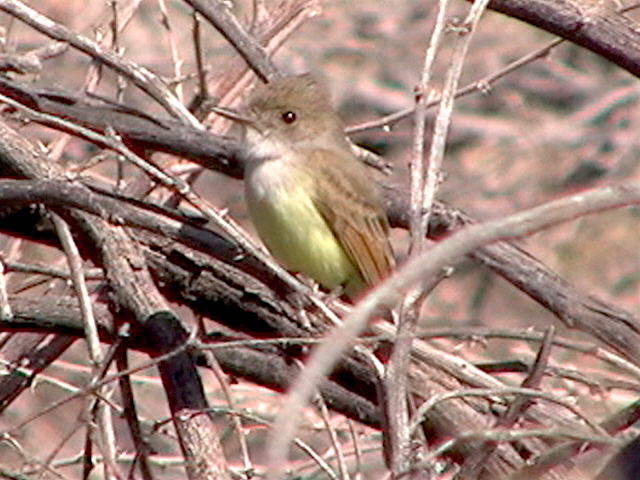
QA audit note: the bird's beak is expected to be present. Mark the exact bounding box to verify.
[211,106,256,126]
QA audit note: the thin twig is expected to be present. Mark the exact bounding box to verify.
[0,0,198,125]
[410,0,449,251]
[202,344,255,476]
[422,0,491,235]
[455,326,556,478]
[417,326,640,382]
[50,213,118,480]
[347,37,564,134]
[182,0,279,82]
[0,258,13,321]
[409,386,608,439]
[313,393,350,480]
[427,426,619,465]
[386,0,449,470]
[156,0,184,103]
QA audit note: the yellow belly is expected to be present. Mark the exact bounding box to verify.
[246,174,361,294]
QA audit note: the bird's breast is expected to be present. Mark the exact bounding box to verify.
[244,155,358,292]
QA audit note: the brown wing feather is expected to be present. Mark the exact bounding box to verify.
[307,148,395,288]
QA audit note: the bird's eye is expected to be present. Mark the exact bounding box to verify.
[281,111,297,124]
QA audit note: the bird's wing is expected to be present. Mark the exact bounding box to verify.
[308,148,395,288]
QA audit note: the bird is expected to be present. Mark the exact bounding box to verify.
[215,74,395,300]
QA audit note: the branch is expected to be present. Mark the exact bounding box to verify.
[485,0,640,77]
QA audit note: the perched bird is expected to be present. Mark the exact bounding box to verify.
[216,74,395,300]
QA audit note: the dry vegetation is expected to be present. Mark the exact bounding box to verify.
[0,1,639,480]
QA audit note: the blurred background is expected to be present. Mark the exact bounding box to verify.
[1,0,639,478]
